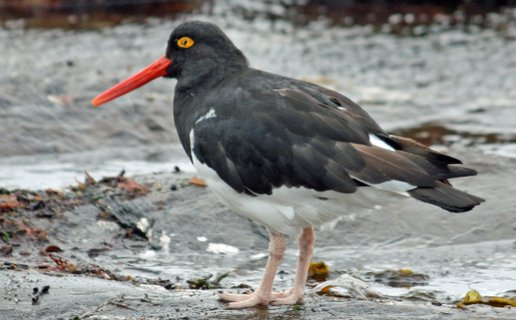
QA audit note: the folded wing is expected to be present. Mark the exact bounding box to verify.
[191,83,484,212]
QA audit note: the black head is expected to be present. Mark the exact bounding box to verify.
[92,21,248,106]
[165,21,248,85]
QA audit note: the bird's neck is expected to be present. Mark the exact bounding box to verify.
[176,60,248,94]
[173,59,249,160]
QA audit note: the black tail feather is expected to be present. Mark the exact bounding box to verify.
[408,182,485,213]
[446,165,478,179]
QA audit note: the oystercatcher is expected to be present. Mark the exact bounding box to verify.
[92,21,484,308]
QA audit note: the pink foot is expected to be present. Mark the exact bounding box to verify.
[218,232,289,309]
[218,291,253,302]
[218,290,291,303]
[219,291,269,308]
[271,289,304,305]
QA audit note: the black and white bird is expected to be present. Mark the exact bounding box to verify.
[92,21,484,308]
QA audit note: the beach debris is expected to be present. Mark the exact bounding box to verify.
[0,194,21,212]
[44,253,134,282]
[206,243,239,254]
[308,261,330,281]
[116,177,150,195]
[187,272,229,290]
[231,283,253,289]
[97,198,154,240]
[73,170,150,198]
[2,261,29,270]
[400,289,437,302]
[0,231,11,243]
[189,177,207,187]
[366,268,430,287]
[312,274,384,299]
[292,304,303,311]
[0,244,13,256]
[48,254,79,273]
[44,245,63,253]
[0,187,87,258]
[19,226,48,242]
[47,94,74,106]
[456,289,516,308]
[31,285,50,305]
[87,244,112,258]
[146,278,178,290]
[84,172,96,185]
[108,298,138,311]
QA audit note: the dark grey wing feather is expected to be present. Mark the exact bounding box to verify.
[191,82,483,212]
[409,181,484,213]
[382,134,463,165]
[192,85,374,195]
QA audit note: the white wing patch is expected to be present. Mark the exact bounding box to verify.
[351,175,414,195]
[189,128,195,159]
[364,134,416,193]
[368,133,395,151]
[195,108,217,125]
[372,180,415,194]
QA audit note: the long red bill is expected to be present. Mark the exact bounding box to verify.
[92,56,172,107]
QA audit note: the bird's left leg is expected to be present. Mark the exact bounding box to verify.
[219,231,286,308]
[272,227,315,305]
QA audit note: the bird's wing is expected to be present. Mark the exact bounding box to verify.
[191,85,476,196]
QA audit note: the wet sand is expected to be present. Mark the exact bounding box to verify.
[1,159,515,319]
[3,271,515,320]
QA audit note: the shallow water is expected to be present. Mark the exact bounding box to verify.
[0,145,193,189]
[95,238,516,304]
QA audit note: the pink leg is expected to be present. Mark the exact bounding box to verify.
[219,231,286,308]
[272,227,315,305]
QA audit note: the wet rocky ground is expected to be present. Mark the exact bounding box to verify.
[1,166,515,319]
[1,1,516,319]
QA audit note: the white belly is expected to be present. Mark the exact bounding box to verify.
[192,155,404,234]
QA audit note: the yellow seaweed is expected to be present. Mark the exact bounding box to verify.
[457,289,516,309]
[308,261,330,281]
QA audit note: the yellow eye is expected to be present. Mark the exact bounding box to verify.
[177,36,195,49]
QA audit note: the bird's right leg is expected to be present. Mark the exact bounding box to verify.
[272,227,314,305]
[219,231,286,308]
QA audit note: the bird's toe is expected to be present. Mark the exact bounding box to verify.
[270,289,292,299]
[218,291,253,302]
[225,294,269,309]
[271,292,304,305]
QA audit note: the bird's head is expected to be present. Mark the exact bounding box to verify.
[92,21,247,107]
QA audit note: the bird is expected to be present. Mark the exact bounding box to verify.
[92,20,484,308]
